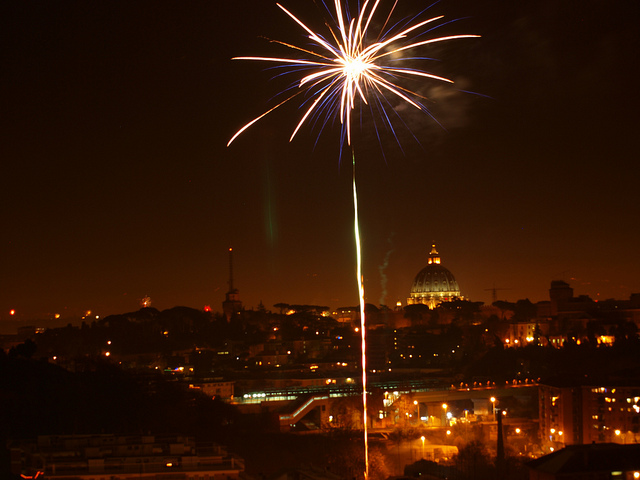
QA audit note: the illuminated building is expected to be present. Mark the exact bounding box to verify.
[11,434,244,479]
[539,382,640,448]
[191,380,235,400]
[407,244,462,309]
[536,281,640,347]
[503,320,541,347]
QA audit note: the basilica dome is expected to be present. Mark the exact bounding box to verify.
[408,244,461,309]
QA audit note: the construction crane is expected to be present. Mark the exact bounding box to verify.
[484,286,512,303]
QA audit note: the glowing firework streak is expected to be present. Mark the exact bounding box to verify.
[227,1,478,148]
[352,153,369,475]
[227,1,477,477]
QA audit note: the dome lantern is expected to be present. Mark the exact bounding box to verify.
[427,244,441,265]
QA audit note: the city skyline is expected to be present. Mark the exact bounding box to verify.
[2,0,639,321]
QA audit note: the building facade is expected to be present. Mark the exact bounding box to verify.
[539,383,640,449]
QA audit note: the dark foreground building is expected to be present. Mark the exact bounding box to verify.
[11,434,244,480]
[538,381,640,448]
[526,443,640,479]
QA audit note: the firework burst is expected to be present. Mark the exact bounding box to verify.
[227,2,477,478]
[227,0,478,150]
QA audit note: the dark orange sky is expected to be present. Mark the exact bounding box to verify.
[2,0,639,323]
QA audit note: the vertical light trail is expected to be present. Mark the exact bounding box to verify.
[352,151,369,479]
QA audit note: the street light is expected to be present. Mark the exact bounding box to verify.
[421,436,425,459]
[490,397,496,420]
[442,403,448,426]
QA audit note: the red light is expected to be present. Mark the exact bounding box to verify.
[204,305,211,312]
[10,309,15,316]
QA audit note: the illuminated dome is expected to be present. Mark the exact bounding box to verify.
[407,244,461,309]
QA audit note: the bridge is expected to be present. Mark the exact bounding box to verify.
[277,393,331,431]
[272,383,538,432]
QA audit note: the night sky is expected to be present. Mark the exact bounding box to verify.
[2,0,639,324]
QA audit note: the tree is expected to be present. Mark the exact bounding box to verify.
[323,432,390,480]
[454,440,494,480]
[513,299,536,322]
[273,303,290,314]
[327,395,362,430]
[493,301,516,319]
[403,304,431,325]
[8,339,37,359]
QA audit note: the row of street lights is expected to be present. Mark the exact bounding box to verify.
[408,396,501,429]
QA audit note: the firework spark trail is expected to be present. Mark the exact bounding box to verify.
[227,1,478,149]
[352,151,369,478]
[227,2,477,478]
